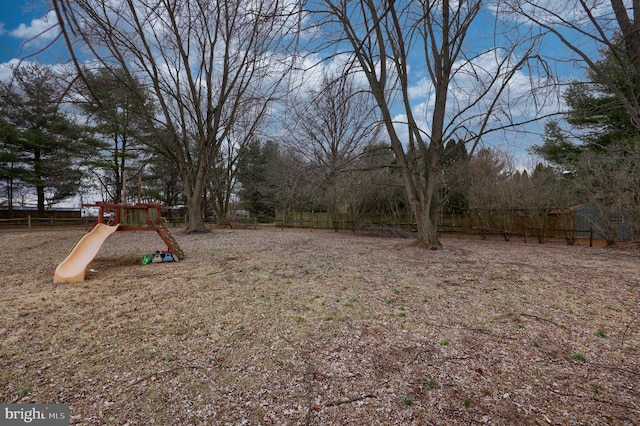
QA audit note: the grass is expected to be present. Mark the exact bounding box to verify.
[1,229,638,425]
[572,353,586,362]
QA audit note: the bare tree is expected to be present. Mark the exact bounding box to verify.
[508,1,640,242]
[574,146,640,244]
[518,164,558,243]
[501,0,640,132]
[206,96,274,222]
[352,144,407,218]
[316,0,552,248]
[467,148,514,240]
[283,69,381,215]
[52,0,301,232]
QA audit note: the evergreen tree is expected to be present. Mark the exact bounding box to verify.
[0,64,99,212]
[531,36,640,243]
[533,36,640,170]
[564,45,640,150]
[530,121,583,172]
[0,119,24,212]
[237,140,282,218]
[76,67,152,203]
[144,153,184,206]
[442,139,470,214]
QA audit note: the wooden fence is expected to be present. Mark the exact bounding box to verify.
[275,211,416,231]
[2,210,630,246]
[0,216,95,231]
[275,211,616,246]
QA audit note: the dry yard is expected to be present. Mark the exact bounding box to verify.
[1,227,639,425]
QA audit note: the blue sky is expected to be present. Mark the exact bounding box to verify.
[0,1,594,168]
[0,2,62,76]
[0,2,587,86]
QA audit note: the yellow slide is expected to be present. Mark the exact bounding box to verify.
[54,223,121,283]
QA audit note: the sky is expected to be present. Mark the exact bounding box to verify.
[0,1,595,169]
[2,0,615,212]
[0,2,64,77]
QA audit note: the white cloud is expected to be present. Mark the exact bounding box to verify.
[0,59,20,82]
[9,10,59,41]
[489,0,622,27]
[391,111,432,144]
[390,113,410,144]
[407,77,435,102]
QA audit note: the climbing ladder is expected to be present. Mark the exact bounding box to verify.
[154,220,185,260]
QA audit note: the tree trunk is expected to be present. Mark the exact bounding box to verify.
[184,152,210,233]
[401,153,442,249]
[413,202,440,249]
[186,195,208,233]
[385,121,443,249]
[7,177,13,215]
[35,148,45,213]
[36,185,45,214]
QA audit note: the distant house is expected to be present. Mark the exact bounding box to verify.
[81,206,100,218]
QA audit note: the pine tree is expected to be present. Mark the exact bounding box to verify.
[0,64,99,212]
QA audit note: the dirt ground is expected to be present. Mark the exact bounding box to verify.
[1,227,639,425]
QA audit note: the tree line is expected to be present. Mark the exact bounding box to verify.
[1,0,638,247]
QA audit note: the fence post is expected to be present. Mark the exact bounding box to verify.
[28,215,32,232]
[524,226,527,243]
[590,227,593,247]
